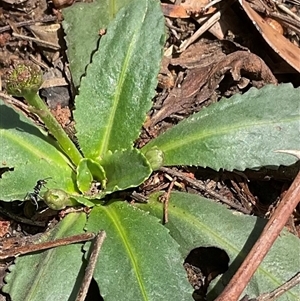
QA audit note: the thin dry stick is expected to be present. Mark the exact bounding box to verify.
[215,171,300,301]
[203,0,224,11]
[249,3,300,28]
[257,271,300,301]
[12,32,60,50]
[75,230,107,301]
[160,167,250,214]
[276,2,300,22]
[0,232,96,260]
[0,16,57,33]
[179,0,234,52]
[179,9,221,52]
[0,92,46,129]
[0,92,33,112]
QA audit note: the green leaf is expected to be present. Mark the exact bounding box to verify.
[0,100,77,202]
[142,84,300,171]
[62,0,134,88]
[137,192,300,300]
[77,158,107,193]
[69,195,103,207]
[77,159,93,193]
[100,148,152,194]
[3,213,87,301]
[71,149,152,202]
[74,0,165,159]
[85,202,193,301]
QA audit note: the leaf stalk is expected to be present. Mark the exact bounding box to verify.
[24,91,83,166]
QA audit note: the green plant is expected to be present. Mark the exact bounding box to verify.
[1,0,300,300]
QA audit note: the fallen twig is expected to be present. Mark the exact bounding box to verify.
[215,171,300,301]
[0,232,95,260]
[75,231,107,301]
[160,167,250,214]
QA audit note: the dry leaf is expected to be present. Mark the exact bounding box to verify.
[239,0,300,72]
[147,51,277,128]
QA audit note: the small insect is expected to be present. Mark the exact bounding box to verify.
[24,178,51,209]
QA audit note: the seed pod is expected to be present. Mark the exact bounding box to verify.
[144,147,164,171]
[43,189,79,210]
[5,61,43,97]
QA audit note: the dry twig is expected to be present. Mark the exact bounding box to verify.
[215,171,300,301]
[75,231,107,301]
